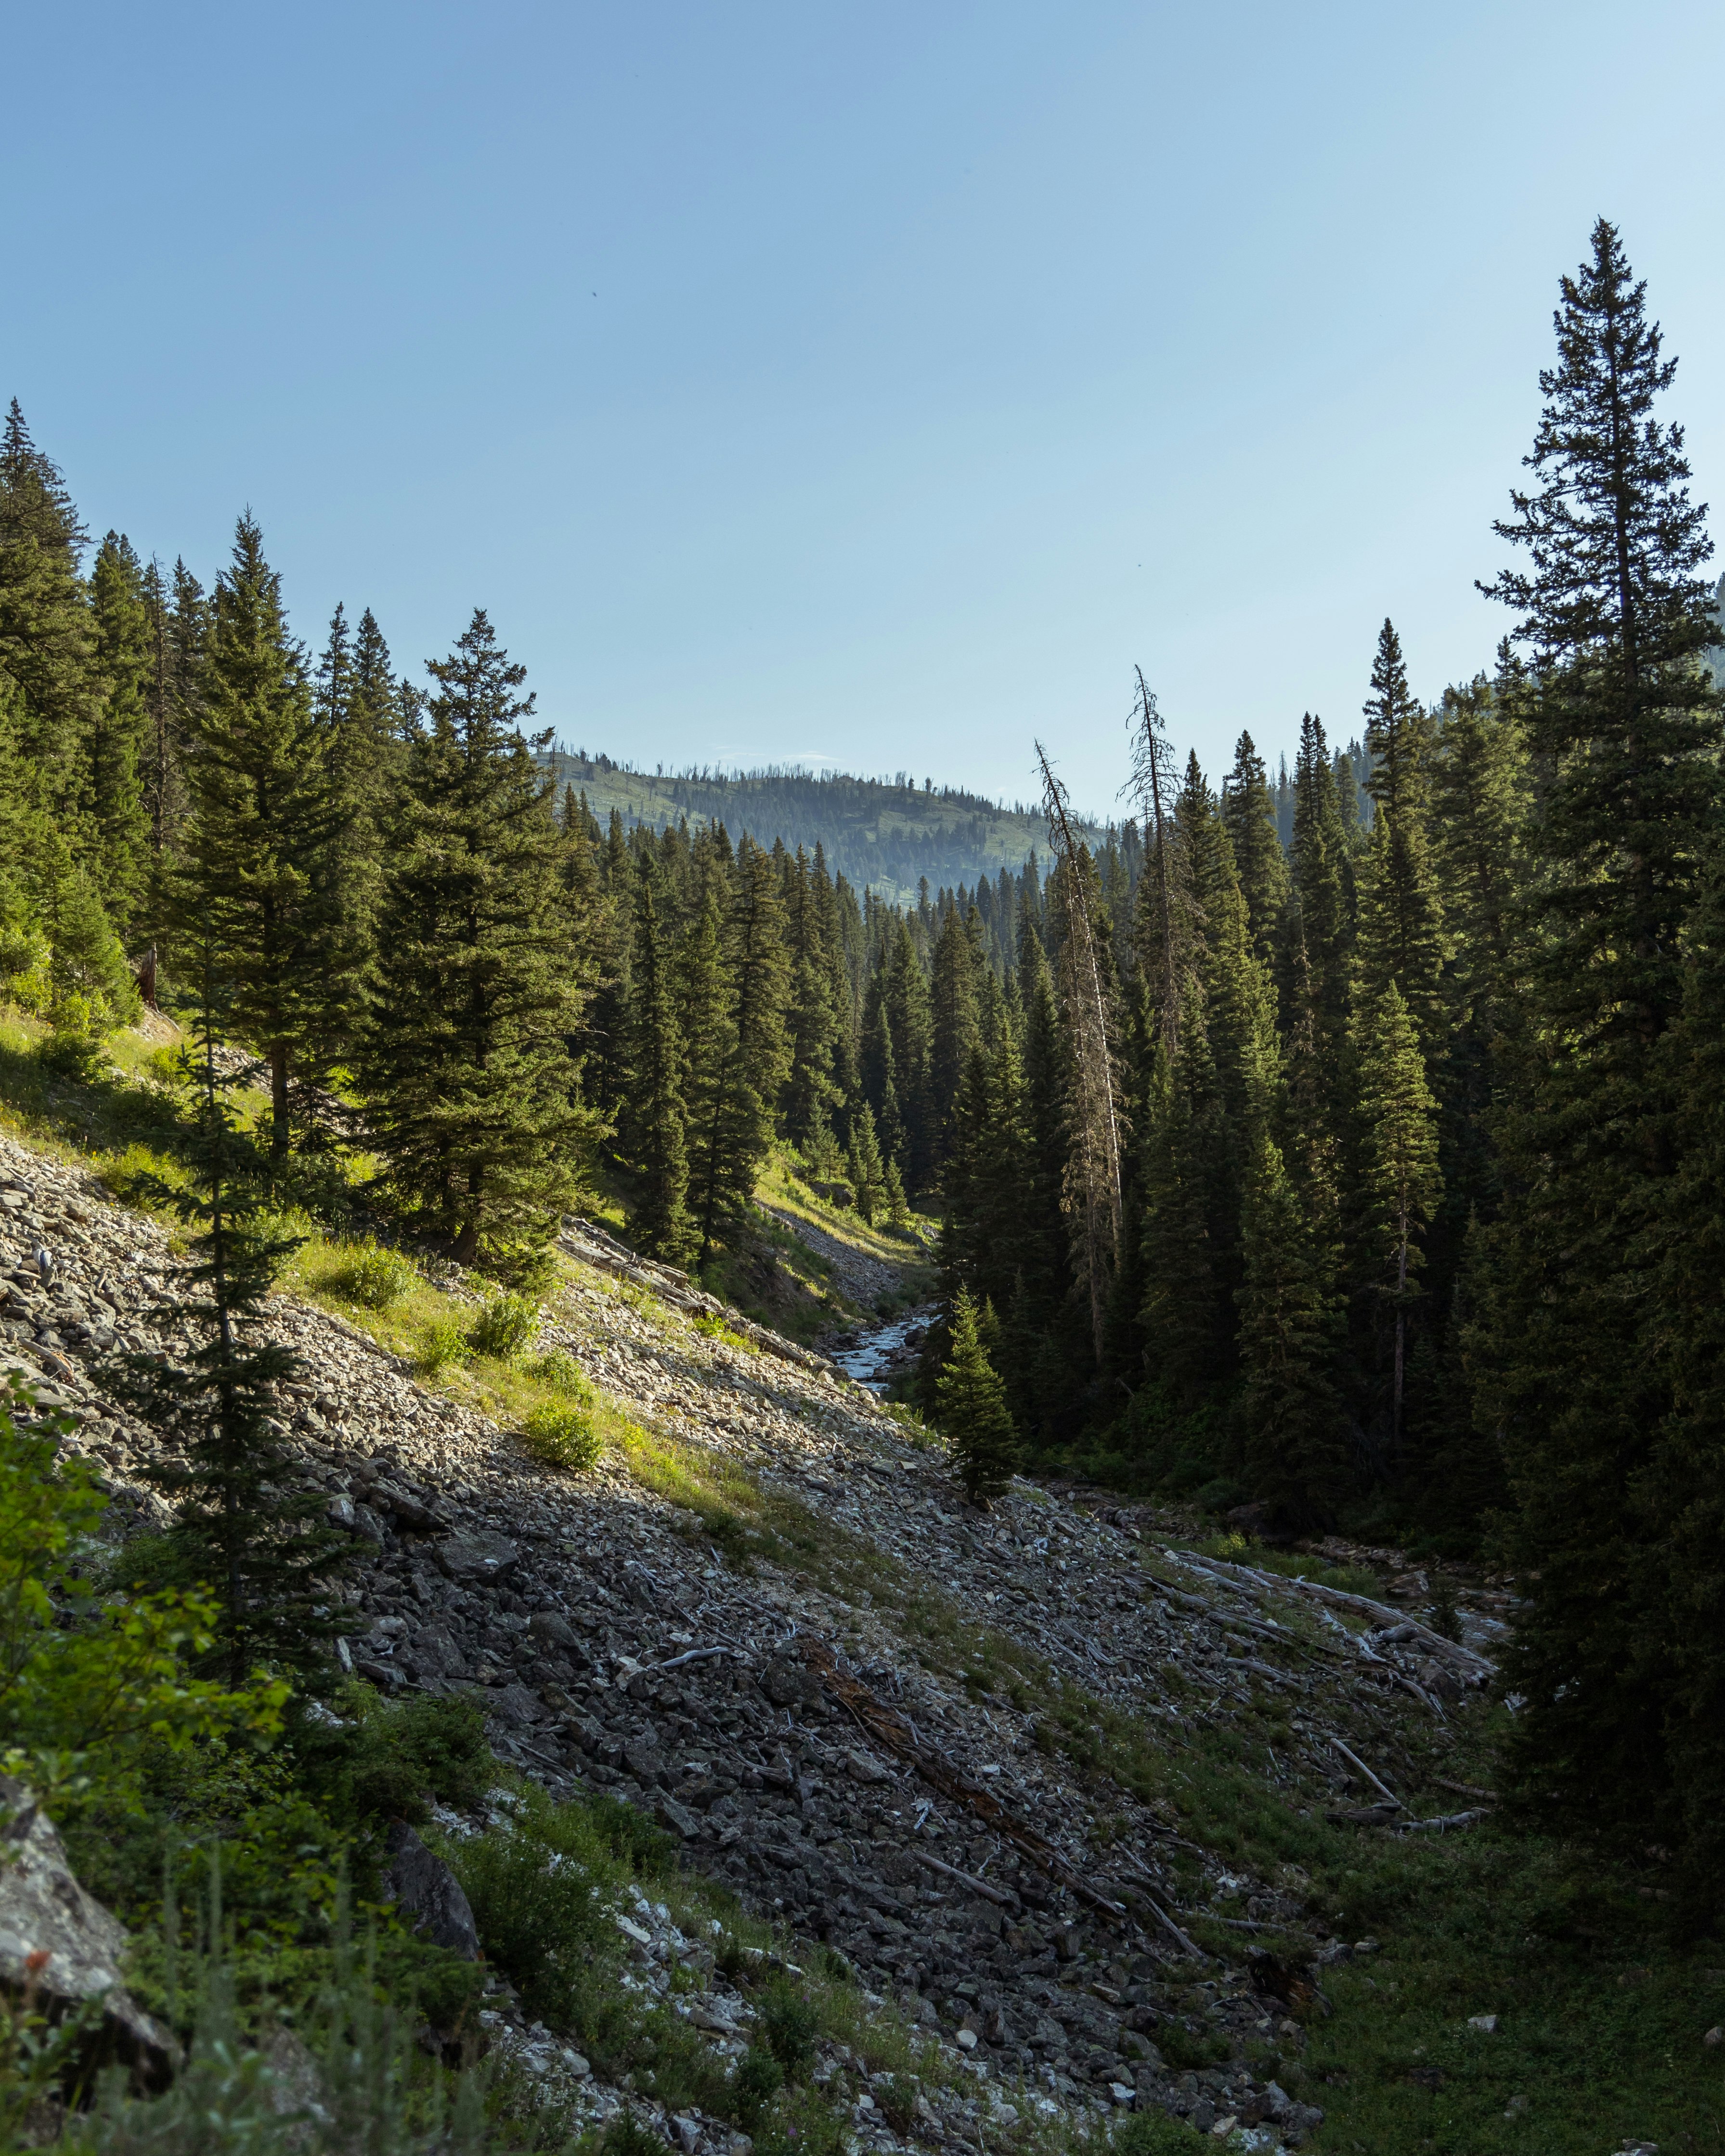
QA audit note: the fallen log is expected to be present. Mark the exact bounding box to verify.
[913,1850,1018,1909]
[799,1637,1128,1922]
[1327,1737,1404,1810]
[1400,1808,1488,1834]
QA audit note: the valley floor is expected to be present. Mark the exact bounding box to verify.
[0,1103,1720,2154]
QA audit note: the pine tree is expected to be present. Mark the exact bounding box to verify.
[0,401,93,804]
[846,1101,890,1225]
[687,837,790,1261]
[1479,221,1724,1845]
[1353,980,1441,1454]
[14,821,140,1047]
[929,905,981,1160]
[1237,1122,1346,1526]
[82,533,153,930]
[1283,711,1354,1068]
[1355,620,1446,1049]
[782,849,841,1143]
[936,1287,1019,1506]
[1222,730,1291,969]
[177,516,351,1165]
[137,558,207,945]
[362,611,600,1276]
[681,872,737,1247]
[622,854,694,1262]
[1647,851,1725,1891]
[109,934,351,1684]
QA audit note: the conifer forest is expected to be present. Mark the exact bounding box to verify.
[7,215,1725,2147]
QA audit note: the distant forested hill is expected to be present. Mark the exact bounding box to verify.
[544,752,1102,904]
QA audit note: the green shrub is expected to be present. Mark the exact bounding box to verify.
[293,1688,493,1829]
[414,1317,471,1376]
[730,2046,784,2128]
[694,1314,753,1353]
[522,1402,602,1474]
[445,1785,671,2048]
[450,1817,607,2035]
[874,2074,919,2133]
[328,1240,418,1310]
[1113,2109,1208,2153]
[529,1349,593,1400]
[1154,2021,1231,2071]
[756,1979,818,2078]
[40,1030,107,1082]
[466,1293,537,1362]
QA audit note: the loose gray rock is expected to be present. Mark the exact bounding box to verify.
[486,1681,546,1728]
[0,1777,177,2086]
[382,1822,479,1960]
[436,1531,519,1584]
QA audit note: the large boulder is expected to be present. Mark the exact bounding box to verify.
[0,1777,177,2087]
[381,1823,479,1960]
[434,1531,518,1586]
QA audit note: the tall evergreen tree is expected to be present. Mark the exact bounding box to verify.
[782,849,841,1143]
[1478,220,1724,1847]
[689,837,790,1262]
[1355,620,1446,1049]
[1222,730,1291,969]
[936,1287,1018,1507]
[622,854,694,1262]
[1237,1120,1346,1527]
[82,533,153,929]
[177,516,351,1164]
[110,936,350,1684]
[0,401,93,803]
[1353,980,1441,1454]
[361,610,599,1275]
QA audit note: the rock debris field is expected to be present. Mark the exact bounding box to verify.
[0,1130,1508,2151]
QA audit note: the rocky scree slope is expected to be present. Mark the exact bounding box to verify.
[0,1131,1498,2149]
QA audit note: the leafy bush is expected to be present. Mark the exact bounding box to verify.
[414,1317,472,1376]
[1113,2109,1208,2153]
[874,2073,920,2133]
[1154,2021,1231,2071]
[466,1293,537,1362]
[0,1376,285,1816]
[522,1402,601,1474]
[40,1029,108,1082]
[529,1349,593,1399]
[327,1239,418,1311]
[694,1314,754,1353]
[756,1979,818,2078]
[294,1688,493,1829]
[77,1914,490,2154]
[730,2045,784,2127]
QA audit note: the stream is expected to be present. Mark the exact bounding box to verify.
[827,1304,936,1392]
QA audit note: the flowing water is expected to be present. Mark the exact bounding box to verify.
[828,1304,935,1392]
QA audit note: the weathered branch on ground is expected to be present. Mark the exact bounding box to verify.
[1328,1736,1404,1809]
[800,1636,1128,1922]
[1400,1809,1488,1833]
[914,1849,1019,1908]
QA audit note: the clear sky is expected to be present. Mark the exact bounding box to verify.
[7,1,1722,818]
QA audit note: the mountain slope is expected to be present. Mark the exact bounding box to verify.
[0,1096,1719,2151]
[545,756,1105,905]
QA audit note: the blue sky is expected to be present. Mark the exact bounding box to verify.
[7,1,1722,816]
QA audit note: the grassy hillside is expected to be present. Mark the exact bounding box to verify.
[546,754,1106,906]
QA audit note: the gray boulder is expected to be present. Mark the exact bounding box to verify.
[381,1823,479,1960]
[0,1777,177,2086]
[435,1531,519,1585]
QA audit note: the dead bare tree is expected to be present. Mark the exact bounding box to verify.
[1123,668,1189,1052]
[1035,739,1122,1363]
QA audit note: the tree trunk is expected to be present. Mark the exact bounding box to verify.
[270,1043,290,1167]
